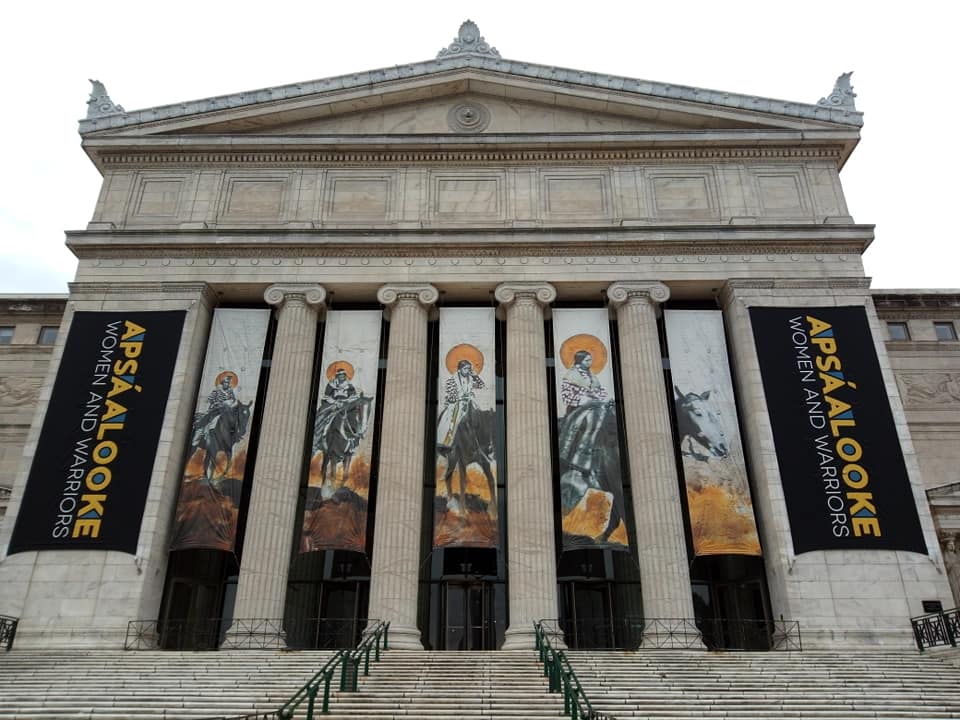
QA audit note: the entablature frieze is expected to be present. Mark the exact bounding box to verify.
[90,145,846,170]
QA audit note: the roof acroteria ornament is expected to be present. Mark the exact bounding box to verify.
[86,79,125,119]
[818,72,857,112]
[437,20,501,59]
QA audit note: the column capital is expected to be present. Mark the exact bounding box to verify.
[376,283,439,307]
[263,284,326,310]
[494,282,557,306]
[607,281,670,307]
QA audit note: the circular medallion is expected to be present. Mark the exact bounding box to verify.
[447,102,491,133]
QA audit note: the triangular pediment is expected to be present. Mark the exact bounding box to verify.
[80,59,861,142]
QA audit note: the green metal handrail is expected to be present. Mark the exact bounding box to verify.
[276,620,389,718]
[277,649,347,719]
[340,620,390,692]
[534,621,607,720]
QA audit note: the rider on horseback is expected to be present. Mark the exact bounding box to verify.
[192,372,238,448]
[314,366,359,453]
[437,359,485,452]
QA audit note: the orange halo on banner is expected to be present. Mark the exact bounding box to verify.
[214,371,239,388]
[445,343,485,374]
[325,360,355,381]
[558,334,608,372]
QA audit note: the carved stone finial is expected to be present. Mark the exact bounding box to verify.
[437,20,500,59]
[818,72,857,111]
[86,79,125,119]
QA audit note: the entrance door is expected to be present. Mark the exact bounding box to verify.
[561,582,614,649]
[714,579,770,649]
[316,581,364,649]
[160,579,222,650]
[443,582,491,650]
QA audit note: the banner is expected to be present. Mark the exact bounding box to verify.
[552,309,629,551]
[300,310,382,554]
[750,306,926,554]
[9,311,184,554]
[434,308,499,548]
[664,310,761,556]
[169,308,270,552]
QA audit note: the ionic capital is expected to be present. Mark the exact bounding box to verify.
[606,281,670,307]
[263,284,326,312]
[376,283,439,307]
[494,282,557,307]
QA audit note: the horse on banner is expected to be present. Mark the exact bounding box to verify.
[674,385,729,462]
[314,395,374,500]
[190,401,252,484]
[439,405,497,519]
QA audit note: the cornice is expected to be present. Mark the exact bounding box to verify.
[66,226,875,260]
[67,281,215,301]
[89,144,846,170]
[873,292,960,312]
[723,277,872,290]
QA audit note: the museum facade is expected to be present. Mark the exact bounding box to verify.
[0,22,955,652]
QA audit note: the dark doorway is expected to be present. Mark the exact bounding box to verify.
[158,550,236,650]
[443,580,494,650]
[691,555,772,650]
[560,581,615,649]
[285,551,370,649]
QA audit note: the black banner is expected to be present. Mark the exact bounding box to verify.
[9,311,185,554]
[750,307,926,554]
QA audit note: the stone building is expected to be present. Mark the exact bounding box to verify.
[0,22,955,652]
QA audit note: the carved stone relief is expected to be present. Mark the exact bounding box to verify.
[941,532,960,607]
[0,377,42,408]
[896,372,960,408]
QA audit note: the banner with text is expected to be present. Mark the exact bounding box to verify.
[553,308,629,552]
[9,311,184,554]
[169,308,270,553]
[434,307,499,549]
[300,310,382,554]
[665,309,761,556]
[750,306,926,554]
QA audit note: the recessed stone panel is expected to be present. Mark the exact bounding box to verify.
[544,175,607,216]
[435,178,500,216]
[652,176,711,212]
[757,173,805,212]
[221,176,288,219]
[329,178,390,217]
[135,179,183,218]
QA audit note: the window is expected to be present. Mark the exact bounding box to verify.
[934,322,958,341]
[0,326,12,344]
[37,326,58,345]
[886,322,910,341]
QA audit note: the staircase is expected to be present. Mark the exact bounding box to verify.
[1,647,958,719]
[0,649,332,719]
[323,650,565,719]
[566,649,960,719]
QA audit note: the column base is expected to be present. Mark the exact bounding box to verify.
[502,624,566,650]
[379,623,424,650]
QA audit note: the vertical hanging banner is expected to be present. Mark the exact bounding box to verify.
[8,311,185,554]
[433,308,499,549]
[664,310,761,556]
[553,309,629,551]
[300,310,382,554]
[169,308,270,552]
[750,306,926,554]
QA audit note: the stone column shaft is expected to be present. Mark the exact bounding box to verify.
[495,282,559,650]
[228,284,325,642]
[366,284,438,649]
[608,282,696,623]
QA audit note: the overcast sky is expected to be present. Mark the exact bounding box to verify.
[2,1,955,293]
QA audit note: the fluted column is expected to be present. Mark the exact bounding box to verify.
[226,284,325,646]
[367,283,438,649]
[495,282,559,650]
[607,281,697,626]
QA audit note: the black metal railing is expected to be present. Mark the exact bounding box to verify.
[539,616,801,651]
[0,614,18,651]
[125,616,373,651]
[911,607,959,651]
[535,621,616,720]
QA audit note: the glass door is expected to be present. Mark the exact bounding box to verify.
[443,581,491,650]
